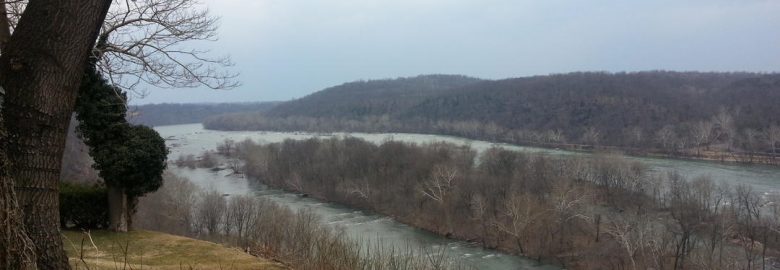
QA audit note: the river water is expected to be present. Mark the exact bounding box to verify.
[155,123,780,269]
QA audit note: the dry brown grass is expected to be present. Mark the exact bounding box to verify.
[62,230,287,270]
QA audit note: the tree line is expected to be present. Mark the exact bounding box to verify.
[227,136,780,269]
[265,74,481,119]
[128,102,280,127]
[205,72,780,163]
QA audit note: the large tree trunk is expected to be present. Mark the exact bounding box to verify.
[0,0,112,269]
[0,9,36,268]
[0,0,10,51]
[107,186,128,232]
[127,195,139,231]
[0,102,37,270]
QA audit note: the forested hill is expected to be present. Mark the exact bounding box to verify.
[129,102,280,126]
[204,71,780,157]
[264,74,482,118]
[399,72,777,144]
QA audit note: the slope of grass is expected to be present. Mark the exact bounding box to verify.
[62,230,286,270]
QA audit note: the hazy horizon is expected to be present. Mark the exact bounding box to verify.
[132,70,779,105]
[131,0,780,105]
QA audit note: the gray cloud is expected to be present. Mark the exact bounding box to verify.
[134,0,780,104]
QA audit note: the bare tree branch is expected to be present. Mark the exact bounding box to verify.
[419,165,458,204]
[4,0,239,97]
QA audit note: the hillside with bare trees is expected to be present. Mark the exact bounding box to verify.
[205,71,780,164]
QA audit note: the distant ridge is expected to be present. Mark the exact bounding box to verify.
[265,74,482,119]
[129,101,281,126]
[203,71,780,158]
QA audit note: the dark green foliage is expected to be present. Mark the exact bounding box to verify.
[116,125,168,198]
[75,66,128,146]
[59,182,109,229]
[75,65,168,198]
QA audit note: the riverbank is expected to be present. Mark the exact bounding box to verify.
[257,180,559,267]
[524,141,779,166]
[201,112,780,168]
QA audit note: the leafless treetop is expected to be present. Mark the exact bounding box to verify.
[2,0,239,97]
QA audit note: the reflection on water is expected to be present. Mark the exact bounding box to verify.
[157,123,780,269]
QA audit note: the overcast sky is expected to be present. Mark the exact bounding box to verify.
[132,0,780,105]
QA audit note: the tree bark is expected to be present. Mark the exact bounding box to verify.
[127,195,139,231]
[0,94,37,270]
[0,7,33,269]
[0,1,11,52]
[0,0,112,269]
[107,186,128,232]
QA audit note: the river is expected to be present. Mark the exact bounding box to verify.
[155,123,780,269]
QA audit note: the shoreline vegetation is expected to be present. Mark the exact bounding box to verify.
[202,72,780,168]
[133,172,473,270]
[201,116,779,167]
[183,136,780,269]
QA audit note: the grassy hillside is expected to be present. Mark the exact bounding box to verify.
[62,230,286,270]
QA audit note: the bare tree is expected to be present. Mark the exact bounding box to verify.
[603,217,641,270]
[543,129,565,143]
[581,126,601,145]
[625,126,644,147]
[217,138,236,157]
[196,189,227,236]
[493,192,544,254]
[199,150,217,168]
[656,125,678,151]
[549,181,589,252]
[766,124,780,157]
[419,164,458,204]
[135,173,198,236]
[741,129,762,161]
[712,108,735,148]
[226,195,257,244]
[1,0,112,268]
[419,164,459,232]
[96,0,238,95]
[665,172,706,270]
[286,172,304,192]
[734,185,763,270]
[4,0,238,96]
[227,158,243,174]
[692,120,714,155]
[1,1,231,264]
[469,193,489,246]
[768,192,780,234]
[344,179,371,201]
